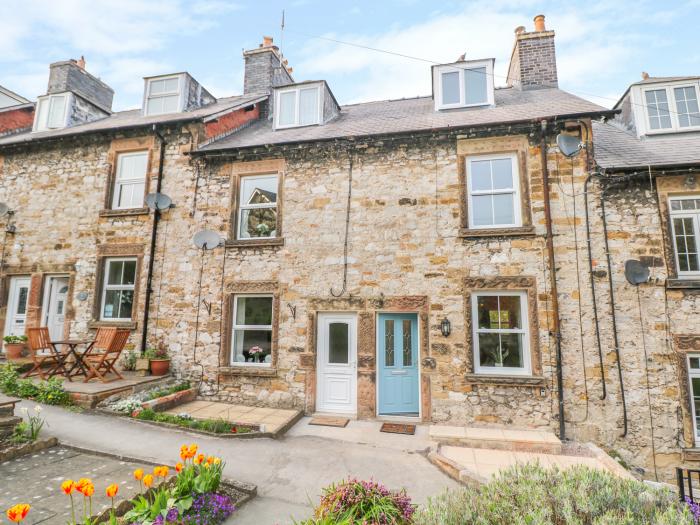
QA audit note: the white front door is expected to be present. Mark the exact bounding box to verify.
[4,277,31,337]
[42,276,69,340]
[316,313,357,414]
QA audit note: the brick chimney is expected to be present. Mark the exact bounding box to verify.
[506,14,558,90]
[242,36,294,95]
[47,58,114,112]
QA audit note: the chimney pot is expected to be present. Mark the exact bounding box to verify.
[641,71,650,80]
[77,55,86,69]
[262,35,273,48]
[515,25,526,35]
[534,14,546,32]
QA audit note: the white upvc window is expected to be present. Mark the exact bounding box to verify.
[472,291,530,376]
[688,354,700,440]
[112,151,148,209]
[33,93,71,132]
[643,83,700,133]
[669,196,700,278]
[237,174,278,239]
[231,294,273,366]
[434,60,494,110]
[275,84,321,128]
[466,153,521,229]
[100,258,137,321]
[145,75,182,116]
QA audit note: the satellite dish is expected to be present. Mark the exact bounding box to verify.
[145,192,173,211]
[0,203,10,217]
[624,259,650,285]
[556,133,583,158]
[193,230,222,250]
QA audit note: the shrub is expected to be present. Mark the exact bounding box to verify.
[121,350,138,371]
[36,377,70,405]
[145,381,191,401]
[297,479,415,525]
[0,364,70,405]
[0,363,20,393]
[413,463,694,525]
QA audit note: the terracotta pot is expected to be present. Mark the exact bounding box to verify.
[150,359,170,376]
[4,343,24,360]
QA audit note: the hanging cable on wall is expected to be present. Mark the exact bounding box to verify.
[330,150,354,297]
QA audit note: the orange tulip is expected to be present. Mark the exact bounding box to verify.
[133,468,144,481]
[175,462,183,473]
[143,474,154,488]
[61,479,75,495]
[6,504,30,523]
[81,483,95,498]
[187,443,198,458]
[75,478,92,495]
[180,445,188,461]
[193,453,205,465]
[105,484,118,498]
[206,455,214,465]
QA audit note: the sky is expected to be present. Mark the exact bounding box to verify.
[0,0,698,112]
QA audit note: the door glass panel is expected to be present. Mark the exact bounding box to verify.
[402,319,412,366]
[385,319,394,366]
[328,322,349,364]
[16,287,28,314]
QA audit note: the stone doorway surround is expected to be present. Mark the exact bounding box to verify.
[299,295,431,422]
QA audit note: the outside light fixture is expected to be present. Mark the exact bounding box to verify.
[440,317,451,337]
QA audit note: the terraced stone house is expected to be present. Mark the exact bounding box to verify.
[0,15,699,482]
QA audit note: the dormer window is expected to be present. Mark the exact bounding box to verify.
[643,82,700,133]
[145,75,182,116]
[275,84,321,128]
[434,59,494,111]
[33,93,71,132]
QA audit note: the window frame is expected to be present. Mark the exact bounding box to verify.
[466,152,522,229]
[434,60,494,111]
[100,257,138,322]
[230,293,274,367]
[274,84,322,129]
[642,82,700,134]
[688,353,700,440]
[669,195,700,278]
[144,75,183,116]
[33,93,71,132]
[472,290,531,376]
[112,151,149,210]
[236,173,279,240]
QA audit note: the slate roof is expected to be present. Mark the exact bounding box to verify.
[198,87,612,152]
[0,94,266,148]
[593,120,700,170]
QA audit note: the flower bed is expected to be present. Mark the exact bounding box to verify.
[0,364,71,405]
[131,408,258,436]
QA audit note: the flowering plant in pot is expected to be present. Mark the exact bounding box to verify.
[3,335,27,360]
[145,347,170,376]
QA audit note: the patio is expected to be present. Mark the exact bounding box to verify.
[48,372,171,408]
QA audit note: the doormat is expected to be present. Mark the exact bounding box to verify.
[380,423,416,435]
[309,416,349,428]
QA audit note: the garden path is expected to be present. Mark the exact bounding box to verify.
[15,401,458,524]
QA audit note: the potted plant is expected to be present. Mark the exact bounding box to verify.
[145,346,170,376]
[3,335,27,360]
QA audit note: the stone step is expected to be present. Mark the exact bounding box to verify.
[0,415,22,439]
[429,425,562,455]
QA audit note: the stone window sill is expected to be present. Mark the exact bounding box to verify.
[225,238,285,249]
[219,366,277,377]
[464,373,546,387]
[459,226,536,239]
[88,320,138,330]
[667,279,700,290]
[99,208,150,218]
[682,448,700,461]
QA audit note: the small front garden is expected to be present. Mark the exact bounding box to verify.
[0,363,71,405]
[5,443,247,525]
[133,408,254,435]
[294,464,696,525]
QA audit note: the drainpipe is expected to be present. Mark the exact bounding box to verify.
[540,119,566,440]
[140,125,166,354]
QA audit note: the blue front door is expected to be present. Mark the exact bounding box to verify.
[378,313,419,415]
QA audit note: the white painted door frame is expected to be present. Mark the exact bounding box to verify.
[316,312,358,415]
[4,276,31,337]
[41,275,69,341]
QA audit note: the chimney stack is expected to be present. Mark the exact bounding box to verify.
[242,36,294,96]
[506,14,558,90]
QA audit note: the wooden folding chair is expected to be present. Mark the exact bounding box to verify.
[24,327,70,380]
[83,327,117,358]
[82,329,130,383]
